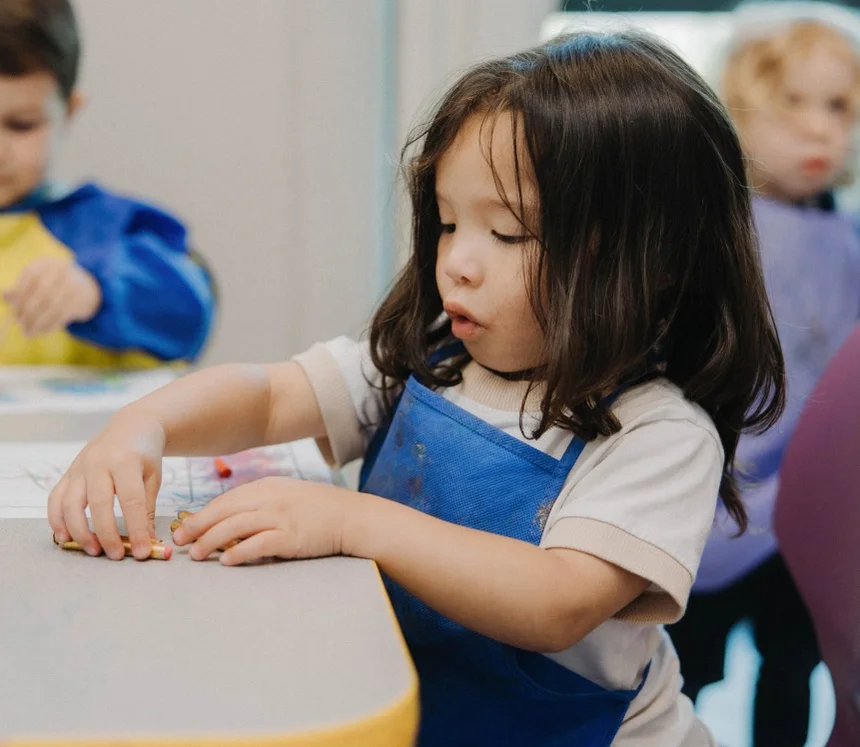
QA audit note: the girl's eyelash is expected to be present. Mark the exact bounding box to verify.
[438,224,529,245]
[492,231,530,245]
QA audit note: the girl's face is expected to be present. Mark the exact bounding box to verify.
[741,45,857,202]
[434,113,545,373]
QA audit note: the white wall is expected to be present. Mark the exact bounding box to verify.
[397,0,558,144]
[58,0,393,364]
[57,0,557,364]
[394,0,557,264]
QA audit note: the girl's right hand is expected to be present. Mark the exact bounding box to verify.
[47,408,167,561]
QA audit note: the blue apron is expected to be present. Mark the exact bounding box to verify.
[359,351,647,746]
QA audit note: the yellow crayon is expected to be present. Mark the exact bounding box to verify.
[52,534,172,560]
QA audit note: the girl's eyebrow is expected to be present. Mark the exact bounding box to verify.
[435,191,534,211]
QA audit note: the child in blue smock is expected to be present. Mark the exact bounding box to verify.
[668,17,860,747]
[48,32,785,747]
[0,0,214,366]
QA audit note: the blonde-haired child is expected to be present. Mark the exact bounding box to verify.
[669,16,860,747]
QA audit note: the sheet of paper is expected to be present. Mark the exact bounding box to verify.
[0,367,176,414]
[0,439,337,519]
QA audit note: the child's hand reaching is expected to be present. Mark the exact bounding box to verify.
[172,477,351,565]
[47,411,167,561]
[4,257,102,337]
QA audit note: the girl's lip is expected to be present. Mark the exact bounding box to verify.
[450,315,481,340]
[443,301,484,340]
[443,301,482,327]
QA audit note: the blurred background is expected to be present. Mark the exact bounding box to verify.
[56,0,557,366]
[54,4,857,744]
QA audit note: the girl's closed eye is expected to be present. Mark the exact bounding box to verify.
[491,230,530,245]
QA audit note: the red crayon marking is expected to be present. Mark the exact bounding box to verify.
[214,457,232,478]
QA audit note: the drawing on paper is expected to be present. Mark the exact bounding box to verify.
[39,375,128,395]
[0,439,337,519]
[0,367,176,414]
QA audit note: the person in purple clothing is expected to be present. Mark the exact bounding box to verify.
[668,17,860,747]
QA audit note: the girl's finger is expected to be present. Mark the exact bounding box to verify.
[143,464,162,538]
[220,529,282,566]
[179,482,269,541]
[113,463,156,560]
[187,510,273,561]
[47,476,71,542]
[63,476,101,556]
[87,472,124,560]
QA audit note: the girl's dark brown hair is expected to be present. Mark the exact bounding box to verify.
[0,0,79,101]
[370,31,786,530]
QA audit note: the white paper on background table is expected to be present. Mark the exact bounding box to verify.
[0,367,176,414]
[0,439,337,519]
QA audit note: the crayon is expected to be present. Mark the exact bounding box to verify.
[214,457,232,478]
[53,534,172,560]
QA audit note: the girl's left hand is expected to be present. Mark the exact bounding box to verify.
[172,477,353,565]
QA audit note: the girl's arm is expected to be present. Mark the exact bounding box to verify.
[344,494,649,652]
[127,360,325,457]
[178,480,648,653]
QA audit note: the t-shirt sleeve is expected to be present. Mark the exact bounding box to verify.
[541,416,723,624]
[293,336,394,467]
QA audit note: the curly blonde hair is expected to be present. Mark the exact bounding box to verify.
[721,18,860,185]
[723,19,860,114]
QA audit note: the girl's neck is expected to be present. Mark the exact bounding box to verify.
[474,361,544,382]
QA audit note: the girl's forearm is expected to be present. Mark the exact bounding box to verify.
[343,493,639,653]
[118,361,324,457]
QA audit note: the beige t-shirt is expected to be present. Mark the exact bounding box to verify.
[295,337,721,747]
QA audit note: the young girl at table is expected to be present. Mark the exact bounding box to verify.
[49,31,785,747]
[668,16,860,746]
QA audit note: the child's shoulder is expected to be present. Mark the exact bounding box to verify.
[42,182,177,219]
[612,377,721,449]
[37,182,186,245]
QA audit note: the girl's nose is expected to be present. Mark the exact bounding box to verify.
[442,233,484,286]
